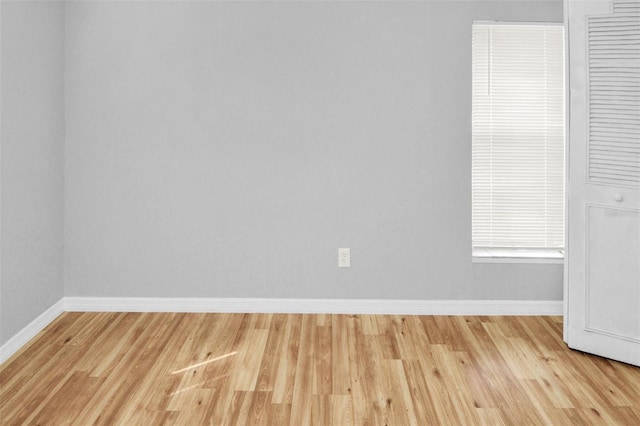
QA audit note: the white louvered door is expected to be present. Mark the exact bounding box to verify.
[565,0,640,366]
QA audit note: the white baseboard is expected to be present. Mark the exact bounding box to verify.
[1,297,562,365]
[64,297,563,316]
[0,298,65,364]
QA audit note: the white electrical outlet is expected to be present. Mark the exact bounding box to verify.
[338,248,350,268]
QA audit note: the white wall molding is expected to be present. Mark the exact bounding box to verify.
[1,297,562,366]
[0,298,65,364]
[64,297,563,316]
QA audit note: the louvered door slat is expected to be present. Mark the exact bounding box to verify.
[588,6,640,188]
[613,0,640,15]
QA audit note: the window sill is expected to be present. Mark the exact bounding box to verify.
[473,248,564,264]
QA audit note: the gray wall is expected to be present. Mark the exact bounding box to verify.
[1,1,65,345]
[65,1,563,301]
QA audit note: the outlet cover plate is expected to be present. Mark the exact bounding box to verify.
[338,248,350,268]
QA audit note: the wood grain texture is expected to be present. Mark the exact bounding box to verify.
[1,313,639,425]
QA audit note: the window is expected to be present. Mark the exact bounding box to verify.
[472,23,565,258]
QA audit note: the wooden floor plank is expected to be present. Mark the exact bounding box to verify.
[1,312,639,425]
[254,313,287,392]
[289,314,315,425]
[270,313,299,404]
[330,314,351,396]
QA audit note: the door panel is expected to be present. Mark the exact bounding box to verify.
[586,205,640,341]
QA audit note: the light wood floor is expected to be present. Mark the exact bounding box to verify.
[1,313,639,425]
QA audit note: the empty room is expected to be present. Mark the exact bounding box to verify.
[1,0,639,424]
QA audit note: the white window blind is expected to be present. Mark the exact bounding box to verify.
[472,23,565,249]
